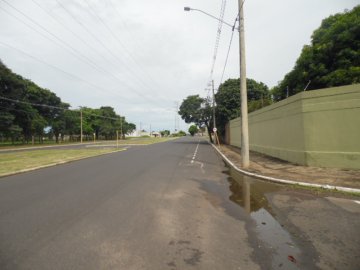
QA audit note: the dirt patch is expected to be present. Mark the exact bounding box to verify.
[218,145,360,189]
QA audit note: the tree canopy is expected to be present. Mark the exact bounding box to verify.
[188,125,199,136]
[179,78,271,141]
[272,6,360,100]
[178,95,213,141]
[0,60,135,143]
[215,78,271,136]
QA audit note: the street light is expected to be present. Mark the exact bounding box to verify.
[184,7,234,29]
[184,1,250,168]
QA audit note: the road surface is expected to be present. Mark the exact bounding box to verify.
[0,136,359,269]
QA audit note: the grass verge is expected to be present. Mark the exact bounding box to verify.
[0,137,178,150]
[0,148,124,177]
[288,183,360,198]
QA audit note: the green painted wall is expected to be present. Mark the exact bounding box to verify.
[229,84,360,169]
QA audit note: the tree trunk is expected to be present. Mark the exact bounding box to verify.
[205,123,213,143]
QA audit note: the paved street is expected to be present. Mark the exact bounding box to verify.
[0,136,359,270]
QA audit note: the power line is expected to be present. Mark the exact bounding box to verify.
[1,0,168,108]
[28,0,157,105]
[82,0,166,95]
[0,96,124,121]
[0,0,105,75]
[54,0,166,105]
[207,0,227,94]
[30,0,118,70]
[0,41,130,103]
[0,4,131,102]
[219,14,239,85]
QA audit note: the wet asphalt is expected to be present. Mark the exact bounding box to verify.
[0,136,359,269]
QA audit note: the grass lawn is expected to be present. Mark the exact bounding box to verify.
[0,137,178,149]
[0,148,124,177]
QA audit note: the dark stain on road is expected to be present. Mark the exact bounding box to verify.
[183,248,203,265]
[165,239,203,268]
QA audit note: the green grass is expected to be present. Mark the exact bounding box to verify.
[0,148,124,177]
[288,183,360,198]
[0,140,82,149]
[0,137,177,149]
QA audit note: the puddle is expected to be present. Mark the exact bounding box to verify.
[227,167,301,269]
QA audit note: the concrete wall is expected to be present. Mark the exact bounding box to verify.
[229,84,360,169]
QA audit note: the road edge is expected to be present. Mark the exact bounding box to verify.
[210,143,360,194]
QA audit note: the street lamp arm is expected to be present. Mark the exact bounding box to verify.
[184,7,234,29]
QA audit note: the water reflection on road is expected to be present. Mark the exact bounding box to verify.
[226,168,301,269]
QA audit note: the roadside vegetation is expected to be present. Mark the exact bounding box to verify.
[0,148,124,177]
[188,125,198,136]
[0,137,178,177]
[288,184,360,198]
[178,6,359,141]
[272,6,360,100]
[170,131,187,137]
[0,60,136,145]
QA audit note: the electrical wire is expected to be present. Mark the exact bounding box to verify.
[219,14,239,85]
[54,0,166,105]
[0,4,133,104]
[82,0,166,94]
[1,0,168,108]
[28,0,155,104]
[0,41,131,104]
[0,96,124,121]
[0,0,105,75]
[206,0,227,97]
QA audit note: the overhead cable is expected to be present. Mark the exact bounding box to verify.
[219,14,239,85]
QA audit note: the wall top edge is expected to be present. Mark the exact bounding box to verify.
[230,84,360,121]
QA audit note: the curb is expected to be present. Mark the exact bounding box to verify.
[0,148,125,179]
[211,144,360,194]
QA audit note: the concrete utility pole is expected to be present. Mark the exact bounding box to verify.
[212,80,216,131]
[80,109,83,144]
[239,0,250,167]
[116,130,119,148]
[120,117,123,139]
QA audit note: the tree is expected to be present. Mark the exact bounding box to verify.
[272,6,360,101]
[160,130,170,137]
[0,59,136,144]
[215,78,271,137]
[188,125,198,136]
[178,95,213,142]
[122,121,136,136]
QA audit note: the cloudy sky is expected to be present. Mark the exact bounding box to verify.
[0,0,358,132]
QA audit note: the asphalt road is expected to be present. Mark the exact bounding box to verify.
[0,136,359,270]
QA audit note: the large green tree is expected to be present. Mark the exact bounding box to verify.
[0,61,65,142]
[272,6,360,101]
[0,60,136,144]
[178,95,213,142]
[188,125,199,136]
[215,78,271,137]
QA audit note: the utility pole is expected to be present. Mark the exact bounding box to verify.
[116,130,119,148]
[174,101,179,132]
[212,80,216,131]
[212,80,220,146]
[239,0,249,167]
[120,117,123,139]
[80,109,83,144]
